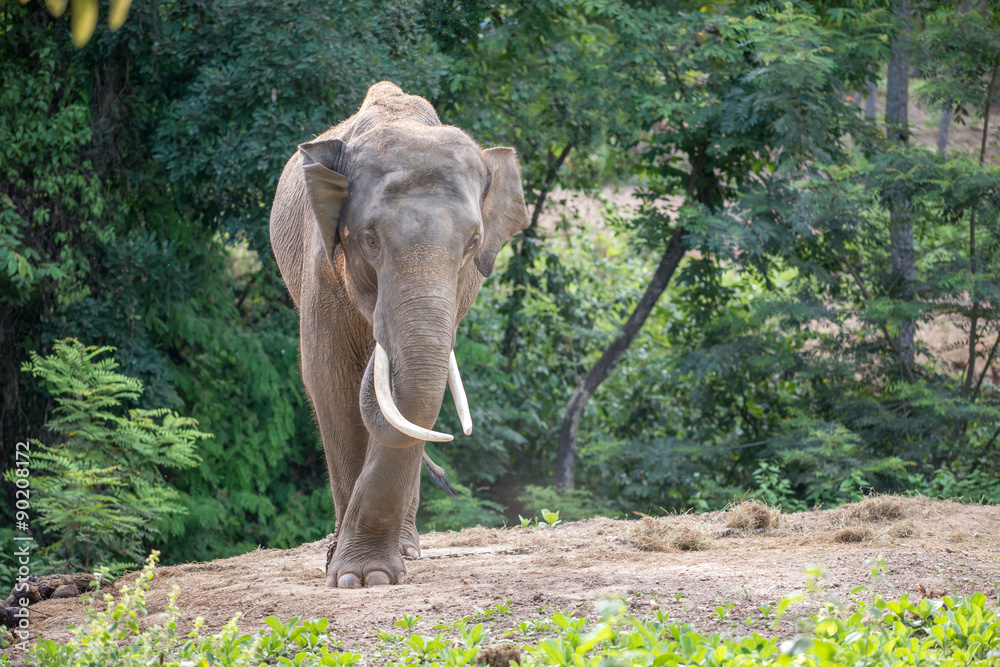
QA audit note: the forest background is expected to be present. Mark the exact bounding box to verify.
[2,0,999,582]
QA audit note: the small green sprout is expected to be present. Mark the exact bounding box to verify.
[376,629,404,644]
[715,602,735,621]
[540,508,562,527]
[394,614,422,632]
[458,624,487,649]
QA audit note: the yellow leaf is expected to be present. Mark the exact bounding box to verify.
[44,0,68,17]
[70,0,98,47]
[109,0,131,31]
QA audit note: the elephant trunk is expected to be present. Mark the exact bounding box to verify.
[360,280,470,448]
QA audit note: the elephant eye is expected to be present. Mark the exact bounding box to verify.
[363,231,379,251]
[465,234,480,254]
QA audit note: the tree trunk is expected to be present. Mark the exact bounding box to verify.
[937,108,952,155]
[554,227,687,489]
[962,63,998,398]
[0,305,24,454]
[864,80,878,120]
[938,1,975,155]
[886,0,916,378]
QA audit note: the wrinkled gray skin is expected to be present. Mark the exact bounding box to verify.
[269,82,529,588]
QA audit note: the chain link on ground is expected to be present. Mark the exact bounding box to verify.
[325,541,577,570]
[402,546,540,561]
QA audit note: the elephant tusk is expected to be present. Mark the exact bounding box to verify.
[448,350,473,436]
[373,343,454,443]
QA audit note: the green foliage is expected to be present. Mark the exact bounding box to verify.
[8,340,208,571]
[517,485,607,523]
[420,480,505,532]
[27,553,1000,666]
[909,467,1000,505]
[748,462,807,513]
[917,6,1000,134]
[0,18,107,312]
[30,552,362,667]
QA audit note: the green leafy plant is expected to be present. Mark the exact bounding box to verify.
[30,552,362,666]
[749,462,808,513]
[540,509,562,528]
[394,614,422,633]
[6,340,209,571]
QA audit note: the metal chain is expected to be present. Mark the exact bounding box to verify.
[403,546,536,561]
[324,541,538,568]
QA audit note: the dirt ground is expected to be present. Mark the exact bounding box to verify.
[5,497,998,664]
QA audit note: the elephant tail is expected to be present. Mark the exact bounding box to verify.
[421,452,457,498]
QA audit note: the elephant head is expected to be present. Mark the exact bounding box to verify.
[298,123,529,449]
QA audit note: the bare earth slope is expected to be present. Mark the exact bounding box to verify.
[10,497,998,663]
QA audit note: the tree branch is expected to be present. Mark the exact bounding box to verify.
[973,332,1000,400]
[529,140,575,232]
[554,227,688,489]
[978,63,998,167]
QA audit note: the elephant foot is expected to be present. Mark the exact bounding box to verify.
[326,534,406,588]
[400,522,421,559]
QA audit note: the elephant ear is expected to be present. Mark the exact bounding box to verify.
[477,147,530,278]
[300,139,349,267]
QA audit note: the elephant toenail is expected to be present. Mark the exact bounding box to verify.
[338,573,362,589]
[365,571,392,586]
[405,547,419,558]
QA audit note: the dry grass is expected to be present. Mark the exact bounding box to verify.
[724,500,782,533]
[832,526,874,543]
[628,517,712,552]
[841,495,907,524]
[437,525,507,548]
[918,583,947,599]
[476,645,522,666]
[885,522,916,539]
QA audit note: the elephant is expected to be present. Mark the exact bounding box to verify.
[269,82,529,588]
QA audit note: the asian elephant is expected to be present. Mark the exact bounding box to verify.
[269,82,529,588]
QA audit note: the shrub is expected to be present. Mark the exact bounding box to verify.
[7,340,209,572]
[28,552,361,666]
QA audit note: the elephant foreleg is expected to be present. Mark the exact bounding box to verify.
[300,298,371,561]
[327,441,424,587]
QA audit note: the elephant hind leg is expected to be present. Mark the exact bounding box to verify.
[400,472,422,560]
